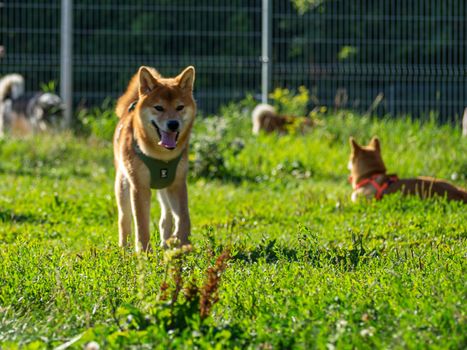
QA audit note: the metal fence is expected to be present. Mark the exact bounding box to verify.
[1,0,466,121]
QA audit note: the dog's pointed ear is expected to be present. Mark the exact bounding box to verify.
[349,137,362,154]
[369,136,381,152]
[139,66,159,95]
[177,66,195,91]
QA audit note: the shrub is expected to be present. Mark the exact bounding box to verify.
[76,98,118,141]
[269,86,310,116]
[190,116,245,180]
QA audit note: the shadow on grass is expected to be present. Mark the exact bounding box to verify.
[189,172,259,185]
[232,238,376,270]
[0,208,40,224]
[232,239,300,263]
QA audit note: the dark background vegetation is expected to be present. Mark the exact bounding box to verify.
[1,0,466,118]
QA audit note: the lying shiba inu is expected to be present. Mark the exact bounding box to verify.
[252,103,311,135]
[113,66,196,251]
[348,136,467,203]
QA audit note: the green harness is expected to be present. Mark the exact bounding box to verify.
[133,140,183,189]
[128,100,182,189]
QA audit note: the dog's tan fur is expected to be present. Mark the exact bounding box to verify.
[251,103,311,135]
[113,66,196,251]
[349,137,467,203]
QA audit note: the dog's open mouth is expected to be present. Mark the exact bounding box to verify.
[151,120,179,150]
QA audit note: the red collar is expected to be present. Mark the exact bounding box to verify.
[350,173,399,200]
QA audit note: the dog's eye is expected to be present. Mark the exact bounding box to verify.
[176,105,184,111]
[154,105,164,112]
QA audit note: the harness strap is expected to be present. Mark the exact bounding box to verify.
[352,173,399,200]
[133,140,183,190]
[128,100,138,112]
[129,101,182,189]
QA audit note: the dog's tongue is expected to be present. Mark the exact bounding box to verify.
[158,130,177,149]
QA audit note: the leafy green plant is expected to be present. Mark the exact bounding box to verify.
[269,86,310,116]
[190,116,245,179]
[292,0,326,14]
[76,98,118,140]
[338,45,358,61]
[39,80,58,94]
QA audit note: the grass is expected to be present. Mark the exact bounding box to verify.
[0,110,466,349]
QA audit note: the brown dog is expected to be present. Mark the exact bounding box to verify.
[251,103,311,135]
[348,137,467,203]
[113,66,196,251]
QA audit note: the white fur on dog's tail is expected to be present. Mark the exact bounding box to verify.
[252,103,276,135]
[0,74,25,102]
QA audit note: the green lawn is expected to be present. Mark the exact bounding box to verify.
[0,111,466,349]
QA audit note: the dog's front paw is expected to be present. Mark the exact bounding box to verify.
[135,241,152,253]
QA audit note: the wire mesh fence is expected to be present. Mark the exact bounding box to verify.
[1,0,466,121]
[273,0,467,121]
[1,1,61,93]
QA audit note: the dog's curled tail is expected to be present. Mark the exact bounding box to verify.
[252,103,276,135]
[0,74,25,102]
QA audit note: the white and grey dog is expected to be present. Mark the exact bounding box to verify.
[0,73,64,136]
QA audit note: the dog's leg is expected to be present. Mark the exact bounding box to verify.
[157,189,173,247]
[115,171,132,247]
[165,182,191,246]
[130,185,152,252]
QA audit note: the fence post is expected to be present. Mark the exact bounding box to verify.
[60,0,73,128]
[261,0,272,104]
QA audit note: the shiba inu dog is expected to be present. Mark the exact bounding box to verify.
[113,66,196,252]
[252,103,311,135]
[348,136,467,203]
[0,73,63,137]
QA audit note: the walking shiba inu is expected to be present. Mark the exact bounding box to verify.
[348,136,467,203]
[113,66,196,252]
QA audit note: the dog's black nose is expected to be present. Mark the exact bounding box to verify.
[167,120,179,132]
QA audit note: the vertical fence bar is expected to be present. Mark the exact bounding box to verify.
[60,0,72,127]
[261,0,272,104]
